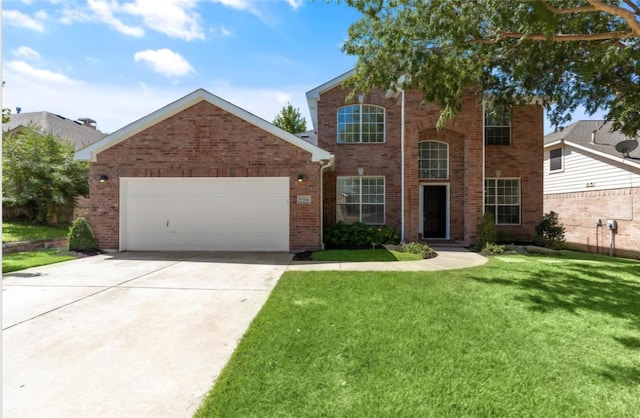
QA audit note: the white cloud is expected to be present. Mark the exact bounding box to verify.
[121,0,204,41]
[219,25,232,36]
[87,0,145,37]
[34,10,48,20]
[12,46,41,61]
[2,10,47,32]
[285,0,303,10]
[59,7,91,24]
[6,61,73,83]
[134,49,194,77]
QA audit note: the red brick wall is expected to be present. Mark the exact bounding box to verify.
[485,105,544,242]
[317,85,543,246]
[545,188,640,259]
[88,100,323,252]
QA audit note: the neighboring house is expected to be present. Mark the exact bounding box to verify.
[544,121,640,258]
[76,70,543,252]
[3,111,107,151]
[3,111,107,221]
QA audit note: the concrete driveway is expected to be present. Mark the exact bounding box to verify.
[2,252,292,418]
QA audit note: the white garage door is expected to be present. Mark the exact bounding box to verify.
[120,177,290,252]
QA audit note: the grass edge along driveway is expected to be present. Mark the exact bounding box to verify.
[196,252,640,417]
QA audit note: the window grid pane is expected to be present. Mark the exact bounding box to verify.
[484,178,520,225]
[418,141,448,179]
[336,176,385,225]
[485,106,511,146]
[337,105,385,143]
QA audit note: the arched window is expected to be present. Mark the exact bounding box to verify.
[337,104,385,143]
[418,141,448,179]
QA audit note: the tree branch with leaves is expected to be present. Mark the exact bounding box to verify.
[341,0,640,136]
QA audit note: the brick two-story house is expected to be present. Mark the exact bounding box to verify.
[76,70,542,252]
[308,70,543,246]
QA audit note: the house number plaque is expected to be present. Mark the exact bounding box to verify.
[297,195,311,205]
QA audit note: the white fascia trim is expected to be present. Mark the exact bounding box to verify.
[75,88,331,162]
[543,139,563,148]
[306,69,356,131]
[564,140,640,170]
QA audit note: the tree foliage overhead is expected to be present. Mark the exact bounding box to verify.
[273,103,307,134]
[3,126,89,223]
[341,0,640,136]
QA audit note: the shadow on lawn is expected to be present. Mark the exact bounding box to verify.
[469,256,640,329]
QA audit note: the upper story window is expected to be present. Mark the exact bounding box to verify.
[485,178,521,225]
[484,105,511,145]
[337,176,385,225]
[549,148,563,172]
[419,141,448,179]
[337,104,385,143]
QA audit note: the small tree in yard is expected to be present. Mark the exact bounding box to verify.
[2,126,89,223]
[273,103,307,134]
[476,212,498,250]
[68,217,98,252]
[535,211,566,249]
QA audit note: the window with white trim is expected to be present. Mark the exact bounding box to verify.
[484,105,511,145]
[337,176,385,224]
[485,178,521,225]
[337,104,385,143]
[419,141,448,179]
[549,148,563,171]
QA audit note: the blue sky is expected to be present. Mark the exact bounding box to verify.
[2,0,600,134]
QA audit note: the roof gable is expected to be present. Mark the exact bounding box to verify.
[306,69,356,131]
[75,88,331,162]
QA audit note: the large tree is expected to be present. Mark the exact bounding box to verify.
[273,103,307,133]
[341,0,640,136]
[3,127,89,223]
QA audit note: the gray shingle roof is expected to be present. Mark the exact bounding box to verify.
[3,112,107,151]
[544,120,640,161]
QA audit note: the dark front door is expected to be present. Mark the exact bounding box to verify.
[423,186,447,239]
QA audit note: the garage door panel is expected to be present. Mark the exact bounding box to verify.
[122,178,290,252]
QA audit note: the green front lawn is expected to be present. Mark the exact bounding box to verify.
[3,249,76,273]
[2,221,69,243]
[312,248,423,262]
[196,252,640,417]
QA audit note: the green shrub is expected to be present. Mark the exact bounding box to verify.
[480,242,506,255]
[402,242,436,259]
[68,217,98,252]
[535,211,566,249]
[475,212,497,250]
[324,222,399,248]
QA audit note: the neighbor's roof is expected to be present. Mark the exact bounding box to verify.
[544,120,640,166]
[74,88,332,162]
[3,111,107,151]
[294,130,317,146]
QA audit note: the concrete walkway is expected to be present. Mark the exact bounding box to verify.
[287,247,487,271]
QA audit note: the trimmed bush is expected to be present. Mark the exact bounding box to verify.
[535,211,566,249]
[480,242,506,255]
[68,217,98,252]
[402,242,436,259]
[324,221,399,248]
[475,212,497,250]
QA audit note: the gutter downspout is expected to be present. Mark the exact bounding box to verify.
[481,100,486,245]
[401,89,406,243]
[319,155,335,249]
